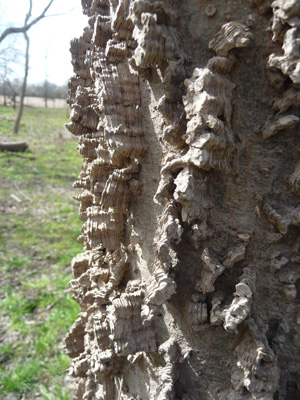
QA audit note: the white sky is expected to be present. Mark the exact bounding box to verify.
[0,0,88,85]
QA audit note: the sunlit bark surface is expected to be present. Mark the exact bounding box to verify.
[65,1,300,399]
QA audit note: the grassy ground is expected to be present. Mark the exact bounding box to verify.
[0,106,82,400]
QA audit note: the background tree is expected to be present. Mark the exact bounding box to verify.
[0,0,55,44]
[0,0,56,133]
[0,43,21,106]
[13,1,31,134]
[5,78,21,109]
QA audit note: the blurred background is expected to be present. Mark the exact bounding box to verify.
[0,0,87,105]
[0,1,87,399]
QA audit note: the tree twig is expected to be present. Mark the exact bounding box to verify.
[46,288,72,311]
[46,7,77,18]
[10,193,22,203]
[13,183,32,202]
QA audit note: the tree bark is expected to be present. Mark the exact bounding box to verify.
[65,1,300,399]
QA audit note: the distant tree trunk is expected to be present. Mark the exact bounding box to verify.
[6,80,18,109]
[13,31,29,134]
[12,95,16,109]
[13,0,32,134]
[65,1,300,399]
[3,67,7,106]
[44,49,49,108]
[44,79,48,108]
[3,85,7,106]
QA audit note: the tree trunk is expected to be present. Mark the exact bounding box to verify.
[13,31,29,134]
[12,95,16,110]
[44,79,48,108]
[13,0,32,134]
[3,74,7,106]
[65,1,300,399]
[3,65,8,106]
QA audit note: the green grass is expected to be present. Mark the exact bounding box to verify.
[0,106,82,399]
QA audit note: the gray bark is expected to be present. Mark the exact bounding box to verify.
[65,1,300,399]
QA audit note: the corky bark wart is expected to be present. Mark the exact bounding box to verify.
[65,1,300,399]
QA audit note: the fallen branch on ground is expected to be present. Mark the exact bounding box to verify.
[10,193,22,203]
[13,183,32,202]
[0,141,28,152]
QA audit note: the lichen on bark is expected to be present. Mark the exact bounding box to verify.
[65,1,300,399]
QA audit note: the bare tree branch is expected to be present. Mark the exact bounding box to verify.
[46,6,77,18]
[25,0,33,25]
[0,0,55,44]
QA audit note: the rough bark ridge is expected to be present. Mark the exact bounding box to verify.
[65,1,300,399]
